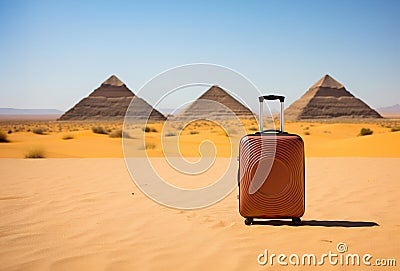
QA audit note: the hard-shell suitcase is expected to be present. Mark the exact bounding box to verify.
[238,95,305,225]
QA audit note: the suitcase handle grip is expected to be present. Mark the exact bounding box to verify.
[259,95,285,102]
[258,95,285,132]
[255,129,283,134]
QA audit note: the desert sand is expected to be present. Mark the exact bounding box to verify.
[0,158,399,270]
[0,120,399,270]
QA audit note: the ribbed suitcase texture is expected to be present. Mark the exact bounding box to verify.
[239,134,305,218]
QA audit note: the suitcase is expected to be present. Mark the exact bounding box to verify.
[238,95,305,226]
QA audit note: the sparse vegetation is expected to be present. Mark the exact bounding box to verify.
[92,126,108,134]
[109,129,122,138]
[32,128,46,135]
[25,147,45,158]
[143,126,157,133]
[164,132,177,137]
[137,141,157,150]
[145,142,156,150]
[0,131,9,142]
[109,129,131,138]
[62,133,74,140]
[1,119,398,159]
[359,128,373,136]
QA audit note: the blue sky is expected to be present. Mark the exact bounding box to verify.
[0,0,399,111]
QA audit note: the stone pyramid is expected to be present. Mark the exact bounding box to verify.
[285,74,382,120]
[175,85,255,119]
[58,75,166,121]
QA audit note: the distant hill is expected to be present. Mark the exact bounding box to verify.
[377,104,400,115]
[0,108,63,115]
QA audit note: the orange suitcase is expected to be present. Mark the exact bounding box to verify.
[238,95,305,225]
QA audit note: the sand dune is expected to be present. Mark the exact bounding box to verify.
[0,158,399,270]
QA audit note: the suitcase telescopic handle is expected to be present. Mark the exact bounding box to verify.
[258,95,285,133]
[258,95,285,103]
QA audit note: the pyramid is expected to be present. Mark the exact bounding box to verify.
[58,75,166,121]
[175,85,255,119]
[285,74,382,120]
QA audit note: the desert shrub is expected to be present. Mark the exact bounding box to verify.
[359,128,373,136]
[190,130,199,135]
[8,130,12,134]
[249,126,258,131]
[304,131,310,135]
[142,126,157,133]
[32,128,46,135]
[62,133,74,140]
[92,126,108,134]
[145,142,156,150]
[109,129,131,138]
[109,130,122,138]
[25,147,45,158]
[164,132,176,137]
[391,127,400,132]
[0,131,9,142]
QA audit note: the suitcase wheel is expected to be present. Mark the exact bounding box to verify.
[244,218,253,226]
[292,217,302,226]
